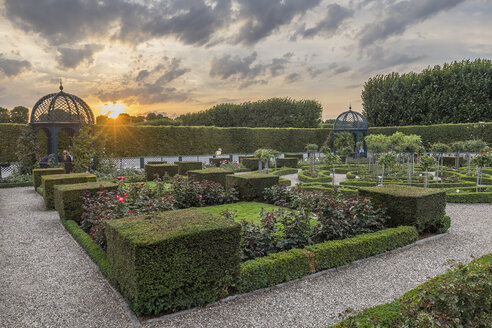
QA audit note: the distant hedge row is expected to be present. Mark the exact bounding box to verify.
[2,121,492,161]
[362,59,492,126]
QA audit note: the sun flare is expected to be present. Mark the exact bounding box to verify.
[100,102,127,118]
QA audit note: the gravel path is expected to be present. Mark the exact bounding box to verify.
[1,188,491,328]
[0,187,139,328]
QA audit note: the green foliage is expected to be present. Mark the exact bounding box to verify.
[176,161,203,175]
[32,167,65,189]
[0,107,9,123]
[431,142,451,154]
[72,127,95,172]
[419,155,436,171]
[334,132,354,157]
[362,59,492,126]
[178,98,322,128]
[358,185,447,233]
[9,106,29,124]
[41,173,97,209]
[241,158,260,171]
[144,164,178,181]
[275,157,298,168]
[54,181,118,223]
[254,148,277,162]
[0,123,25,162]
[298,169,332,183]
[226,173,279,201]
[447,191,492,203]
[105,208,241,315]
[15,125,39,174]
[187,168,234,187]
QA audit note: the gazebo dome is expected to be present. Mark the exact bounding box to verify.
[333,106,368,131]
[30,82,94,125]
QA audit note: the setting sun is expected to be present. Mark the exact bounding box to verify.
[100,102,126,118]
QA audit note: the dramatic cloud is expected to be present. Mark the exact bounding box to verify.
[97,57,191,105]
[362,46,424,72]
[296,3,353,39]
[235,0,321,45]
[359,0,465,47]
[306,66,325,78]
[328,63,350,76]
[210,52,296,88]
[0,54,31,77]
[285,72,301,84]
[56,44,104,69]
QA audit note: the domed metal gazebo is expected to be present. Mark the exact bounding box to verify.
[333,106,368,157]
[30,82,95,163]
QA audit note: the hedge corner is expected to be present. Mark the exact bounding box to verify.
[226,173,279,201]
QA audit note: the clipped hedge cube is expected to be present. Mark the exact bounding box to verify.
[146,161,167,165]
[54,181,118,223]
[42,173,97,209]
[241,158,260,171]
[32,168,65,189]
[176,161,203,175]
[145,164,178,181]
[226,173,279,201]
[105,208,241,315]
[209,157,229,167]
[187,168,234,187]
[276,157,298,168]
[359,185,446,233]
[238,155,254,163]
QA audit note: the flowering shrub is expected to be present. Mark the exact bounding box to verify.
[171,175,238,208]
[220,160,246,172]
[312,196,388,243]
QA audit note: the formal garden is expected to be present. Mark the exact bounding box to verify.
[1,61,491,327]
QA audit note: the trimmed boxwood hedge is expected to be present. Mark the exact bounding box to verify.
[0,181,33,188]
[276,157,298,168]
[447,191,492,203]
[331,253,492,328]
[33,167,65,189]
[283,153,304,160]
[226,173,279,201]
[105,208,241,315]
[270,167,298,176]
[146,161,167,165]
[359,185,447,233]
[42,173,97,209]
[187,168,234,187]
[298,169,332,183]
[144,164,178,181]
[241,158,260,171]
[176,161,203,175]
[237,226,418,293]
[340,179,476,189]
[54,181,118,223]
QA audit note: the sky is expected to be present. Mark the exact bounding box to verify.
[0,0,490,120]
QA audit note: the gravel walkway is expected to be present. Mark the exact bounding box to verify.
[0,187,138,328]
[1,188,491,328]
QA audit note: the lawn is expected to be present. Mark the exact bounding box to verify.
[200,201,280,224]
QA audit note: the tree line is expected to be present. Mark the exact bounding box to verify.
[177,97,323,128]
[362,58,492,127]
[0,106,29,124]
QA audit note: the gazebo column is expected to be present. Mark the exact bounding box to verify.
[354,132,360,159]
[50,127,59,165]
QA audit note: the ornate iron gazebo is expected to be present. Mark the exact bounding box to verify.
[30,82,95,163]
[333,106,368,157]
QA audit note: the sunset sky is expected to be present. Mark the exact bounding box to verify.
[0,0,490,119]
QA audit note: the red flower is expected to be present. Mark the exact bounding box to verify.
[128,212,134,215]
[140,182,145,186]
[117,176,126,180]
[198,195,203,199]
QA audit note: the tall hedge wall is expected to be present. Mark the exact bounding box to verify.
[98,125,329,157]
[0,123,25,162]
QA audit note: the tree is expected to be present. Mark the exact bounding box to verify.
[72,127,95,173]
[96,115,109,125]
[254,148,277,173]
[471,151,492,192]
[419,154,435,188]
[450,141,465,171]
[334,132,354,164]
[15,126,39,174]
[401,134,422,182]
[365,134,390,175]
[10,106,29,124]
[321,147,341,187]
[0,107,9,123]
[430,143,451,183]
[305,144,318,176]
[463,140,488,176]
[379,152,397,185]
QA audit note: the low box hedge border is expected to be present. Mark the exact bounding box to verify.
[176,161,203,175]
[226,173,279,201]
[276,157,298,168]
[0,181,33,188]
[32,167,65,189]
[237,226,418,293]
[270,167,298,176]
[330,253,492,327]
[145,164,178,181]
[298,170,332,183]
[446,191,492,203]
[187,168,234,187]
[42,173,97,209]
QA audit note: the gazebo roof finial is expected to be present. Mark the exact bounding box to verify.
[59,79,63,91]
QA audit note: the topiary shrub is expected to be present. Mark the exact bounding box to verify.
[32,168,65,189]
[226,173,279,201]
[176,161,202,175]
[144,164,178,181]
[105,208,241,315]
[298,170,332,183]
[42,173,97,209]
[276,157,298,168]
[54,181,118,223]
[359,185,447,233]
[241,158,260,171]
[187,168,234,187]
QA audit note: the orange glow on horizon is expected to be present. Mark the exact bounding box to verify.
[100,102,127,118]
